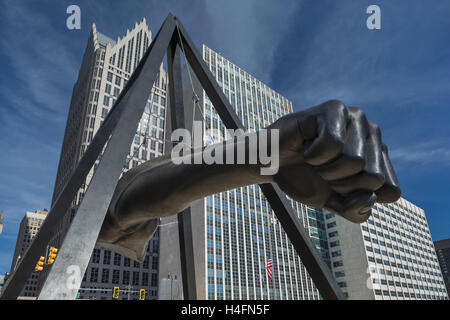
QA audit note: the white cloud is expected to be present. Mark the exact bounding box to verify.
[201,0,301,84]
[390,139,450,167]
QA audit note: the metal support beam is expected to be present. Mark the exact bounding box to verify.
[167,37,197,299]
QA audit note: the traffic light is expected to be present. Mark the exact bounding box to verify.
[35,256,45,272]
[139,289,145,300]
[113,286,119,299]
[47,246,58,264]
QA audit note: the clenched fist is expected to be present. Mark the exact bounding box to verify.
[271,100,401,223]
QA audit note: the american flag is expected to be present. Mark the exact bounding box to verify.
[266,258,273,280]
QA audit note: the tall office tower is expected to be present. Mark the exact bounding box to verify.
[39,19,167,300]
[325,197,448,300]
[159,45,330,300]
[10,209,48,297]
[434,238,450,295]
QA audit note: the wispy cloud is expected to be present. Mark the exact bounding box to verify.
[201,0,301,84]
[390,140,450,167]
[0,2,78,121]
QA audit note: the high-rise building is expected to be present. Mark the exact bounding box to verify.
[434,238,450,294]
[10,209,48,297]
[38,19,167,300]
[159,45,330,300]
[326,197,448,300]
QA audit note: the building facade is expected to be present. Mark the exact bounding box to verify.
[159,45,330,300]
[326,197,448,300]
[10,209,48,297]
[38,19,167,300]
[434,238,450,294]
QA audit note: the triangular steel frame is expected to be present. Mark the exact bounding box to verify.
[0,14,344,300]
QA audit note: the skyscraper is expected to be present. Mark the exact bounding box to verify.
[10,209,48,298]
[326,197,448,300]
[38,19,167,300]
[434,238,450,295]
[159,45,330,300]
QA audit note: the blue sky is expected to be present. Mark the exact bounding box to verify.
[0,0,449,274]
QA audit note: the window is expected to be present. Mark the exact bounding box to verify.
[107,72,113,82]
[114,253,121,266]
[142,273,149,286]
[133,272,139,285]
[329,231,338,238]
[331,250,342,257]
[330,240,340,248]
[90,267,98,282]
[327,221,337,228]
[103,250,111,265]
[333,261,344,268]
[152,256,158,270]
[123,271,130,285]
[101,269,110,283]
[151,273,157,286]
[141,149,147,160]
[101,108,108,119]
[112,270,120,284]
[92,249,100,264]
[115,76,121,86]
[335,271,345,278]
[103,96,110,107]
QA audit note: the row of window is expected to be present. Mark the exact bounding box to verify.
[85,268,157,287]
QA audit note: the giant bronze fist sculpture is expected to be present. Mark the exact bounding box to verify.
[98,100,401,261]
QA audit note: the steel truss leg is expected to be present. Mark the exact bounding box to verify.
[167,38,197,299]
